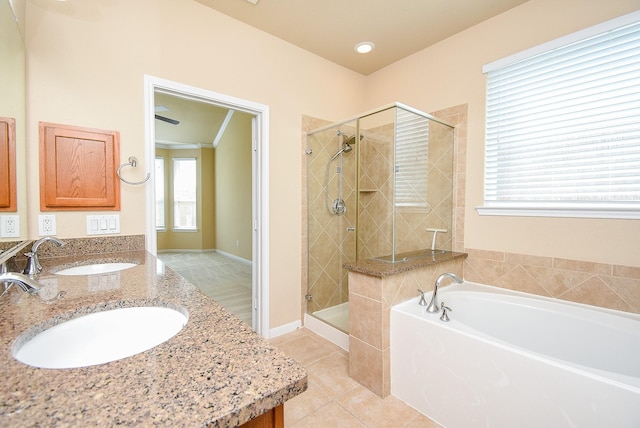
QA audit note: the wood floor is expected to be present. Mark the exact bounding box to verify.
[157,251,252,326]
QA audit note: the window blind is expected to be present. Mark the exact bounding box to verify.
[173,158,197,230]
[482,15,640,218]
[395,108,430,209]
[155,157,165,230]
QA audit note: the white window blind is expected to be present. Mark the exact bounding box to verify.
[155,157,165,230]
[395,108,430,209]
[480,13,640,219]
[173,158,197,230]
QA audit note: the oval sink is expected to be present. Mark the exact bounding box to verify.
[13,306,187,369]
[55,262,137,276]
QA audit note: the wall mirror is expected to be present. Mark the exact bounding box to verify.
[0,0,27,241]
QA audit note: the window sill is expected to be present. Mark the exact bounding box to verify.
[476,204,640,220]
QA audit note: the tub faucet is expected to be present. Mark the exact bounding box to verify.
[23,237,65,275]
[426,272,463,313]
[0,272,41,294]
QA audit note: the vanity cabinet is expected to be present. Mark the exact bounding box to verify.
[39,122,120,210]
[0,117,16,211]
[239,404,283,428]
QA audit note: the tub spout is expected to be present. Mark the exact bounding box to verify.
[426,272,463,313]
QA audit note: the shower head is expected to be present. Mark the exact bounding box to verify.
[330,138,354,161]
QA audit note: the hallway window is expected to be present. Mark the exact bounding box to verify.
[173,158,197,230]
[480,12,640,219]
[155,157,165,230]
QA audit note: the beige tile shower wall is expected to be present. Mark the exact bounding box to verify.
[464,249,640,314]
[358,125,394,260]
[395,120,455,254]
[357,116,456,259]
[431,104,468,253]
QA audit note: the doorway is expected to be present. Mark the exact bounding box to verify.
[144,75,270,337]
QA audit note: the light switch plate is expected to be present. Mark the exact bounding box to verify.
[86,215,120,235]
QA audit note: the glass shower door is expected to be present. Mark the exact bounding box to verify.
[305,121,357,333]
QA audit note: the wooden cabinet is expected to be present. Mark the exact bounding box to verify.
[239,404,284,428]
[39,122,120,211]
[0,117,16,211]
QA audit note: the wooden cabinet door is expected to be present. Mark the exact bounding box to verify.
[39,122,120,210]
[239,404,284,428]
[0,117,16,211]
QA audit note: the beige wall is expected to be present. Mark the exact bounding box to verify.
[1,0,27,239]
[364,0,640,268]
[215,112,252,261]
[21,0,640,330]
[24,0,365,329]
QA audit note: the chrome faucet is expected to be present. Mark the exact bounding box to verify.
[0,272,41,294]
[426,272,463,313]
[23,237,65,275]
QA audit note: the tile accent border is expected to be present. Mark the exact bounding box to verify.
[464,248,640,314]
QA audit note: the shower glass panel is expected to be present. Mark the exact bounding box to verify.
[359,106,455,262]
[305,120,358,333]
[305,103,455,333]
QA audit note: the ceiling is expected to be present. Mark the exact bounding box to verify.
[154,93,230,147]
[195,0,530,75]
[157,0,530,145]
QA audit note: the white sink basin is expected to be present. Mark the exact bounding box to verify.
[55,262,137,276]
[13,306,188,369]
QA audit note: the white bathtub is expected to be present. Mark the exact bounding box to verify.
[390,282,640,428]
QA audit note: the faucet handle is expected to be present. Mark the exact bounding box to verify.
[439,302,452,322]
[23,251,41,276]
[417,289,428,306]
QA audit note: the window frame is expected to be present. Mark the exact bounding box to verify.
[172,157,198,231]
[154,157,166,231]
[477,11,640,220]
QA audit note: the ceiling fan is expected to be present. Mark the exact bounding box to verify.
[154,105,179,125]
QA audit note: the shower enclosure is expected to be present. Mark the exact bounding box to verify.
[305,103,455,333]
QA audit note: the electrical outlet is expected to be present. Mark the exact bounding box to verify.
[1,215,20,238]
[38,214,57,236]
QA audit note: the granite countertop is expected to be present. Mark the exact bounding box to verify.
[0,251,307,427]
[344,250,468,277]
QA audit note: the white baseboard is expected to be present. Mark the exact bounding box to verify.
[157,248,216,253]
[215,249,252,265]
[269,319,302,339]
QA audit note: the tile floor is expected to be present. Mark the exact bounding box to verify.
[270,328,442,428]
[158,251,442,427]
[157,251,252,325]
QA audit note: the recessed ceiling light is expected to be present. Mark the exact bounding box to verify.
[354,42,375,54]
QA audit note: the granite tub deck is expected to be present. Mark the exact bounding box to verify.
[0,251,307,427]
